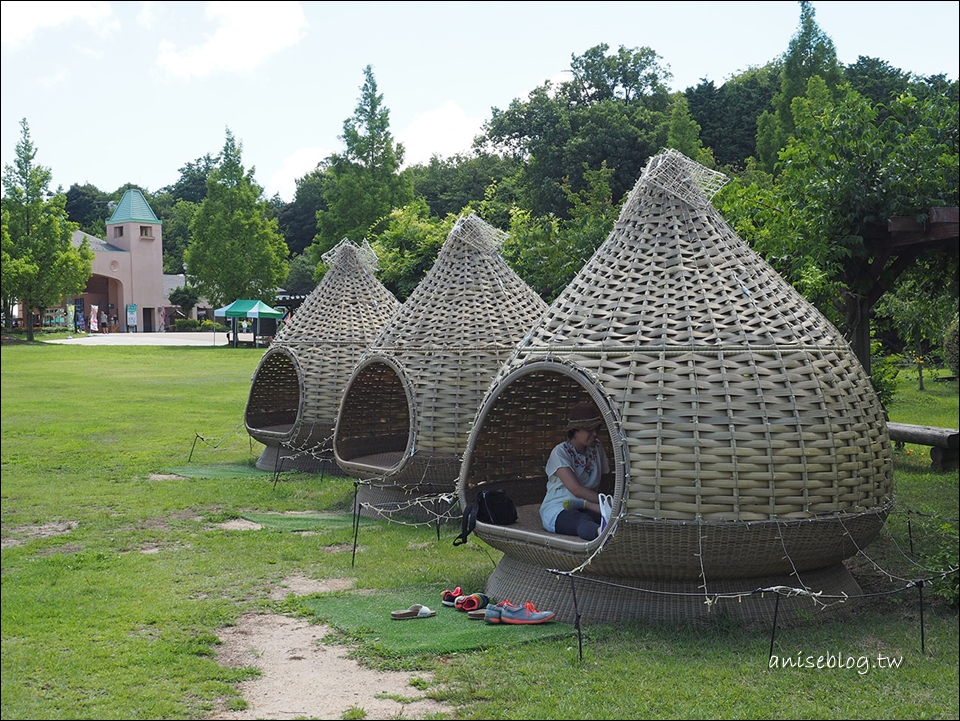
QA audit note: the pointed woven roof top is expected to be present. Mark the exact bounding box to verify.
[525,149,844,350]
[107,188,160,224]
[274,239,399,345]
[372,213,547,350]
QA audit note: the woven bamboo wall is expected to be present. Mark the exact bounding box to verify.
[334,214,548,487]
[245,240,399,469]
[458,150,894,582]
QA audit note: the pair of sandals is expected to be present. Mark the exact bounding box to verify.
[442,587,491,618]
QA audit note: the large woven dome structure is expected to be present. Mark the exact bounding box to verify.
[457,150,895,625]
[334,214,548,515]
[245,239,400,472]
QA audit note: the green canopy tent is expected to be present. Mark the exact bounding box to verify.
[214,300,284,348]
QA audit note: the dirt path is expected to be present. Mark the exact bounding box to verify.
[206,574,452,720]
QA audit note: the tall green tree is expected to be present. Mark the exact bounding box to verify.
[65,182,112,236]
[755,1,843,172]
[1,119,93,340]
[665,95,715,167]
[312,65,412,257]
[184,129,288,308]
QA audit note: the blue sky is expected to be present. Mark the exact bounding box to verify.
[2,1,958,204]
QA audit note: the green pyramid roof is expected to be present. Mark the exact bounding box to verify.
[106,189,160,224]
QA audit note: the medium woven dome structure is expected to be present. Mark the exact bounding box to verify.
[334,214,548,517]
[457,150,895,625]
[245,239,400,472]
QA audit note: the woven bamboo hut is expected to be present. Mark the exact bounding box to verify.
[334,214,548,515]
[457,150,895,625]
[245,240,400,472]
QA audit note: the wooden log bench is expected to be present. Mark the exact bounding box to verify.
[887,422,959,472]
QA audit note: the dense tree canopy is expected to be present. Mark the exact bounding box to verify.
[478,43,672,219]
[717,79,959,372]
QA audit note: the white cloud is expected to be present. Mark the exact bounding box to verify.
[396,100,485,167]
[1,1,115,47]
[156,1,306,79]
[267,145,328,203]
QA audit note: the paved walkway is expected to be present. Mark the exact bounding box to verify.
[46,331,234,347]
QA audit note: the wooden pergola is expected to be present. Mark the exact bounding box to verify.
[852,206,959,373]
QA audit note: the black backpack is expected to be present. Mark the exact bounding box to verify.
[453,490,517,546]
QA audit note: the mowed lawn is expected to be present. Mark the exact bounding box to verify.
[1,341,957,720]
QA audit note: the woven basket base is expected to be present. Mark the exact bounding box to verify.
[255,443,340,474]
[356,482,458,523]
[485,555,862,627]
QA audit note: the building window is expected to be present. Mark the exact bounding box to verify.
[140,226,153,238]
[114,226,124,238]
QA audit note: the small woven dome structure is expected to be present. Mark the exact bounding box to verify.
[457,150,895,625]
[334,214,548,515]
[245,239,400,472]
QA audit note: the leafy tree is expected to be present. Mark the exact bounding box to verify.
[717,81,959,374]
[479,44,671,219]
[686,63,780,170]
[184,129,288,308]
[167,284,200,318]
[159,199,198,274]
[875,262,958,389]
[844,56,912,106]
[283,253,319,295]
[405,151,521,226]
[503,161,624,302]
[65,182,112,236]
[665,95,715,167]
[565,43,672,105]
[312,65,412,256]
[755,1,843,172]
[277,167,328,257]
[169,153,219,204]
[1,119,93,340]
[370,198,455,301]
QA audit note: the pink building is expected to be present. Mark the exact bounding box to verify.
[71,188,171,332]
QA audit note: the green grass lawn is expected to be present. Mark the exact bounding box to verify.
[2,343,957,720]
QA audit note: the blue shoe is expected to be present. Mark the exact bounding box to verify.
[484,599,510,624]
[499,601,555,625]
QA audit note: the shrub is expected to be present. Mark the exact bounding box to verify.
[869,341,900,412]
[175,318,201,332]
[199,319,227,332]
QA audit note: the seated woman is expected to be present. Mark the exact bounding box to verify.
[539,401,613,540]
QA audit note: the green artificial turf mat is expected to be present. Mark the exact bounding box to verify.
[164,463,274,479]
[241,512,378,531]
[300,586,573,656]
